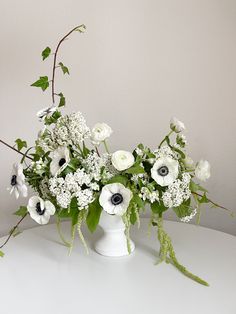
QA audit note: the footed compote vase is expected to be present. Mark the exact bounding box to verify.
[94,211,135,257]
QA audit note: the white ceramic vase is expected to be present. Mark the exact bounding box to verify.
[94,211,135,257]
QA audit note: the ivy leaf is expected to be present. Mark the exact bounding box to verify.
[0,251,4,257]
[173,199,191,218]
[125,165,145,175]
[58,92,66,107]
[199,193,210,204]
[190,181,208,193]
[86,198,102,233]
[15,138,27,151]
[41,47,51,60]
[151,201,167,216]
[14,206,28,217]
[107,175,128,186]
[31,76,49,91]
[58,62,70,75]
[44,110,61,125]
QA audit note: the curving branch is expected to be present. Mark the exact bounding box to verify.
[0,139,33,160]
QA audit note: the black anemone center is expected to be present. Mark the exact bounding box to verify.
[157,166,169,177]
[111,193,123,205]
[59,158,66,167]
[36,202,45,215]
[11,175,17,186]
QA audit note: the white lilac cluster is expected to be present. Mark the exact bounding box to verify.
[180,208,197,223]
[154,145,178,160]
[162,173,191,208]
[53,112,90,147]
[49,168,96,209]
[139,187,159,203]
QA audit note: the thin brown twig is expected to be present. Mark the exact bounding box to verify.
[0,139,33,161]
[192,191,231,212]
[0,213,28,250]
[51,24,85,103]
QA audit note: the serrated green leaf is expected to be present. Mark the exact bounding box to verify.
[44,110,61,125]
[0,251,4,257]
[58,92,66,107]
[14,206,28,217]
[58,62,70,75]
[107,175,128,186]
[42,47,51,60]
[199,193,210,204]
[173,199,191,218]
[86,198,102,233]
[31,76,49,91]
[15,138,27,151]
[125,164,145,174]
[151,201,167,216]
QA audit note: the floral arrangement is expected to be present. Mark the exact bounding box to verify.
[0,25,230,286]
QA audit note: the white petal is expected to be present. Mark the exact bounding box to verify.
[44,201,56,215]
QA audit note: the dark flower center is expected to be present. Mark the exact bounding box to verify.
[59,158,66,167]
[36,202,45,216]
[111,193,123,205]
[157,166,169,177]
[11,175,17,186]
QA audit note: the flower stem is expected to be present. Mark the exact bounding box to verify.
[158,130,173,148]
[0,139,33,161]
[0,213,28,251]
[191,191,232,213]
[56,217,70,247]
[156,217,209,286]
[103,140,110,154]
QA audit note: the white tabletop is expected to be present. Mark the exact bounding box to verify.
[0,218,236,314]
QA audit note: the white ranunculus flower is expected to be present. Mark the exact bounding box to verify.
[183,156,195,169]
[195,160,211,181]
[170,117,186,133]
[50,146,70,176]
[99,183,133,216]
[27,196,55,224]
[151,157,179,187]
[8,163,28,199]
[90,123,112,145]
[112,150,135,171]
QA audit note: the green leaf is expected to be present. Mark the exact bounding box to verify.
[199,193,210,204]
[41,47,51,60]
[173,199,191,218]
[0,251,4,257]
[15,138,27,151]
[82,141,90,157]
[58,62,70,75]
[130,206,137,225]
[14,206,28,217]
[133,194,144,209]
[107,175,128,186]
[31,76,49,91]
[151,201,167,216]
[125,165,145,174]
[58,92,66,107]
[70,197,79,226]
[58,208,71,218]
[190,181,208,193]
[171,146,185,159]
[44,110,61,125]
[86,198,102,233]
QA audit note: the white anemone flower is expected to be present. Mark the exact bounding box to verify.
[50,146,70,176]
[8,163,28,199]
[37,105,57,122]
[151,157,179,187]
[170,117,186,133]
[195,160,211,181]
[99,183,133,216]
[27,196,55,224]
[90,123,112,145]
[111,150,135,171]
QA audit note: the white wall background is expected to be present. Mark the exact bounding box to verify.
[0,0,236,237]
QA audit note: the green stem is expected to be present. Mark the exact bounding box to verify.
[68,224,76,255]
[56,217,70,247]
[158,130,173,148]
[77,210,89,254]
[156,217,209,286]
[103,140,110,154]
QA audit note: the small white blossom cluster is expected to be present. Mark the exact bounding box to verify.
[154,145,178,160]
[181,208,197,223]
[131,173,148,185]
[53,112,90,147]
[31,158,47,175]
[162,173,191,208]
[49,168,97,209]
[139,187,159,203]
